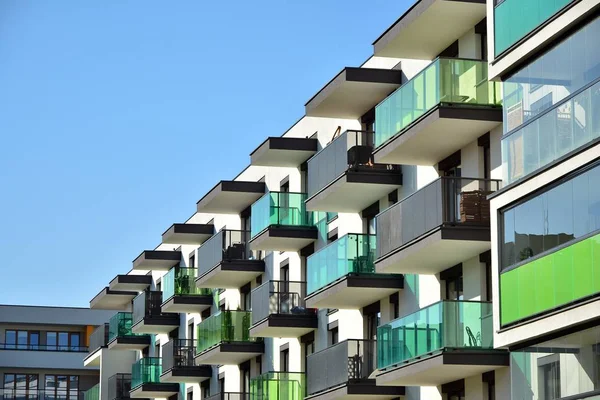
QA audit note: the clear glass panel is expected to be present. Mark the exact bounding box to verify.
[375,58,500,147]
[163,267,211,300]
[377,301,494,369]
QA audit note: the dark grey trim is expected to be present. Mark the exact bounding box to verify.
[110,274,152,287]
[474,17,487,34]
[327,228,338,240]
[300,243,315,257]
[442,351,509,366]
[218,342,265,354]
[307,381,405,398]
[130,383,179,394]
[196,260,266,282]
[363,300,380,315]
[441,379,465,394]
[305,67,403,108]
[261,226,319,240]
[346,170,403,186]
[280,175,290,189]
[279,343,290,352]
[132,250,182,267]
[162,223,214,237]
[161,294,213,307]
[373,0,486,50]
[362,201,380,219]
[300,331,315,344]
[250,137,319,156]
[259,314,318,329]
[90,287,137,305]
[132,316,180,330]
[305,274,404,303]
[280,258,290,269]
[327,320,339,330]
[108,335,151,348]
[440,263,463,281]
[161,365,212,378]
[482,370,495,384]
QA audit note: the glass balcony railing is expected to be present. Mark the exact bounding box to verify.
[83,385,99,400]
[107,374,132,400]
[108,312,146,342]
[0,389,85,400]
[494,0,574,56]
[251,281,316,326]
[162,339,196,371]
[377,301,494,369]
[88,324,109,354]
[131,357,162,389]
[162,267,211,300]
[307,130,401,198]
[196,311,257,354]
[307,339,376,396]
[307,234,376,295]
[375,58,501,147]
[376,177,501,260]
[250,372,306,400]
[205,394,249,400]
[250,192,314,239]
[132,291,177,325]
[198,229,262,276]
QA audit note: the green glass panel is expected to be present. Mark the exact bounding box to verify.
[500,232,600,325]
[131,357,162,388]
[250,192,314,238]
[377,301,494,369]
[84,384,99,400]
[494,0,574,55]
[572,239,594,299]
[250,372,305,400]
[534,256,555,314]
[196,310,256,354]
[307,234,388,294]
[108,312,146,342]
[374,58,500,147]
[500,271,519,326]
[553,247,574,306]
[517,262,536,319]
[163,267,212,300]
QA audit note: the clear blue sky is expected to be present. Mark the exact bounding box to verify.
[0,1,411,307]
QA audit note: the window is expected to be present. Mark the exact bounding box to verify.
[540,362,560,400]
[488,382,495,400]
[329,327,338,346]
[4,374,38,396]
[188,253,195,269]
[5,330,39,350]
[187,323,194,341]
[200,380,210,399]
[46,332,80,351]
[446,276,464,301]
[280,348,289,372]
[186,390,193,400]
[45,375,78,399]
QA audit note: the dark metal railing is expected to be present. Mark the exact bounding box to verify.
[198,229,262,277]
[107,374,131,400]
[251,280,316,326]
[132,291,177,324]
[0,389,85,400]
[0,344,88,352]
[162,339,196,371]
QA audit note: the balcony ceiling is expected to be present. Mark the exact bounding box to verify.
[374,106,502,166]
[132,250,181,271]
[373,0,486,59]
[250,137,319,168]
[249,227,318,252]
[162,223,215,245]
[305,67,402,119]
[196,261,265,289]
[196,180,266,214]
[90,287,137,310]
[195,343,264,365]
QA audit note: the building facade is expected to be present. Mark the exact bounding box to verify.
[0,305,114,400]
[80,0,600,400]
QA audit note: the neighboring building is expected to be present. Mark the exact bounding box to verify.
[81,1,600,400]
[0,304,114,400]
[488,0,600,399]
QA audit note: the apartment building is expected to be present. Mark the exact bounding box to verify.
[0,304,114,400]
[82,0,600,400]
[487,0,600,399]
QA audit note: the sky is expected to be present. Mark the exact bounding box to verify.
[0,0,411,307]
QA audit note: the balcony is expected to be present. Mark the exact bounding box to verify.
[306,340,404,400]
[131,292,179,334]
[205,394,249,400]
[373,0,486,59]
[107,312,151,351]
[250,137,318,167]
[130,358,179,398]
[306,234,404,310]
[373,58,502,166]
[160,339,212,383]
[196,229,264,289]
[161,267,212,313]
[196,180,266,214]
[161,223,215,245]
[90,287,137,310]
[0,390,85,400]
[109,274,152,292]
[83,323,108,367]
[195,310,263,365]
[249,192,318,252]
[84,385,99,400]
[250,372,306,400]
[306,131,403,213]
[107,374,133,400]
[376,301,508,387]
[305,67,403,119]
[249,281,317,338]
[132,250,181,271]
[376,177,500,275]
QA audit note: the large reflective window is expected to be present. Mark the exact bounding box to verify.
[501,160,600,270]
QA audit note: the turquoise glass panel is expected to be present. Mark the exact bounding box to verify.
[131,357,162,388]
[108,312,146,342]
[163,267,212,300]
[250,192,314,238]
[84,384,99,400]
[196,311,257,354]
